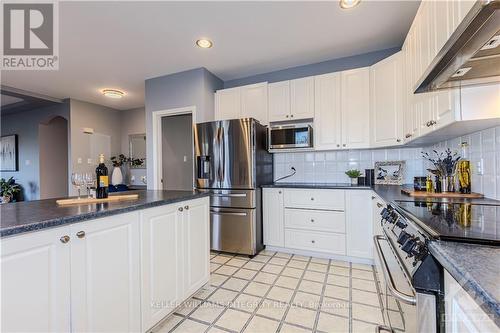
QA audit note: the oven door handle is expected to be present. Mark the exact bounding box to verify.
[373,235,417,305]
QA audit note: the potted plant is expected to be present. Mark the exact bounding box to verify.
[345,169,362,185]
[110,154,128,185]
[0,177,20,203]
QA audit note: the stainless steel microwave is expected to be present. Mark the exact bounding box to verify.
[269,123,313,150]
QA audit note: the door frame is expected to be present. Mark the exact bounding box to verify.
[151,106,197,190]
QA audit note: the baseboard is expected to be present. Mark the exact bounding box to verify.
[264,246,374,266]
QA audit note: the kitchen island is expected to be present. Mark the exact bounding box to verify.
[1,190,210,333]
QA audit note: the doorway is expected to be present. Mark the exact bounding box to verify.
[39,116,69,199]
[161,113,194,190]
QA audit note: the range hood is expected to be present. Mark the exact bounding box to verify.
[415,0,500,93]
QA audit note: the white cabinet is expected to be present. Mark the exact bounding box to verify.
[314,72,342,150]
[1,227,71,333]
[215,83,268,125]
[341,67,371,149]
[70,212,141,333]
[345,190,373,259]
[263,188,284,247]
[268,81,291,122]
[215,87,241,121]
[290,77,315,120]
[370,52,404,147]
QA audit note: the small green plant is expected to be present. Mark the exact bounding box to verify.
[0,177,20,202]
[345,169,362,179]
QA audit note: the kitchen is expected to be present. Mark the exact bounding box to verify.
[1,1,499,333]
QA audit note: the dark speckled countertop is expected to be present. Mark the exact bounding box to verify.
[0,190,209,238]
[429,241,500,325]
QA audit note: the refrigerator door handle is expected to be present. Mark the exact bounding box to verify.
[220,126,225,181]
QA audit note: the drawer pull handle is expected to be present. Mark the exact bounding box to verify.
[311,240,315,244]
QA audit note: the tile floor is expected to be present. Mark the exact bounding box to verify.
[152,250,407,333]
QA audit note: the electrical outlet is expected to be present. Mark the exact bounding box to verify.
[476,159,484,175]
[87,158,93,164]
[77,157,82,164]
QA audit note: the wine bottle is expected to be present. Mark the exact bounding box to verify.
[96,154,109,199]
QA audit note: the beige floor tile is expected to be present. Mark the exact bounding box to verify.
[211,263,221,273]
[308,262,328,273]
[215,265,239,276]
[280,323,312,333]
[352,320,379,333]
[317,312,349,333]
[329,266,350,276]
[269,257,289,266]
[352,263,373,271]
[208,289,238,305]
[154,314,183,333]
[352,289,380,307]
[215,309,251,332]
[352,303,384,324]
[243,281,271,297]
[321,297,350,317]
[244,261,265,271]
[327,274,349,287]
[284,306,317,329]
[287,260,308,269]
[331,260,350,268]
[256,299,287,321]
[310,257,330,265]
[226,258,247,267]
[193,285,216,300]
[234,268,258,280]
[298,280,323,295]
[262,263,284,275]
[292,291,321,309]
[210,274,228,287]
[222,277,248,292]
[267,286,295,303]
[292,254,310,262]
[275,276,300,289]
[211,256,231,264]
[352,278,377,292]
[351,269,374,280]
[206,328,228,333]
[232,293,261,313]
[252,254,272,263]
[243,316,280,333]
[324,285,349,301]
[260,250,276,256]
[282,267,304,278]
[189,302,225,323]
[254,271,278,284]
[275,252,293,259]
[175,298,202,316]
[172,318,208,333]
[303,270,326,282]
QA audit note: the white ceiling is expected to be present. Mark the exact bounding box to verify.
[1,1,420,110]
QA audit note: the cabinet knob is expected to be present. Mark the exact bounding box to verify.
[278,191,282,194]
[76,231,85,239]
[336,144,340,147]
[60,235,70,244]
[286,115,289,118]
[290,115,294,118]
[184,205,189,210]
[310,197,314,201]
[310,219,315,223]
[396,139,401,143]
[343,144,346,147]
[426,121,431,127]
[405,133,412,139]
[178,207,184,212]
[429,120,436,126]
[311,240,316,244]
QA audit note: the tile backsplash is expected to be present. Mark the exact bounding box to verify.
[274,126,500,200]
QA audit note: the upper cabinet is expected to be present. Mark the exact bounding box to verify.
[314,72,342,150]
[268,77,314,122]
[215,82,268,125]
[268,81,291,122]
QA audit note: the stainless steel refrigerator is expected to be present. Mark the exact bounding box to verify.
[195,118,273,255]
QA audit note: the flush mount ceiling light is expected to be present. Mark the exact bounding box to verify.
[339,0,361,9]
[196,38,213,49]
[102,89,125,99]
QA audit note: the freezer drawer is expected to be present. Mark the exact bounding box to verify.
[200,189,256,209]
[210,207,256,255]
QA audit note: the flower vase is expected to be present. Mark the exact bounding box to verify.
[111,166,123,185]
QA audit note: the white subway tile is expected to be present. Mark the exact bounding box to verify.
[481,127,496,152]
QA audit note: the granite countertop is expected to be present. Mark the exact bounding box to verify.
[0,190,209,238]
[428,241,500,325]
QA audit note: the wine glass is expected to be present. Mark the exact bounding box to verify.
[85,172,96,198]
[71,173,83,199]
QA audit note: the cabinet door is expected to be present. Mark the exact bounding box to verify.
[241,82,268,125]
[1,227,71,333]
[370,52,404,147]
[140,204,183,332]
[290,77,314,120]
[263,188,284,247]
[215,87,241,120]
[346,190,373,259]
[71,212,141,333]
[183,197,210,297]
[314,72,342,150]
[341,67,371,149]
[268,81,291,122]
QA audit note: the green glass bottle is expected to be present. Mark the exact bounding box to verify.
[457,142,471,194]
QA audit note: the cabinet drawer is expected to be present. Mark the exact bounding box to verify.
[284,209,345,233]
[284,229,346,255]
[284,189,345,210]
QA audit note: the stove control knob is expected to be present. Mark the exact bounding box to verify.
[395,219,407,229]
[380,208,388,217]
[397,231,411,245]
[401,237,417,256]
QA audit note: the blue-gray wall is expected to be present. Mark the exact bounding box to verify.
[224,47,399,88]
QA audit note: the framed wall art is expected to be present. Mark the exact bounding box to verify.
[374,160,405,185]
[1,135,19,172]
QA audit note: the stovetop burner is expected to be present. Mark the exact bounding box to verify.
[395,201,500,246]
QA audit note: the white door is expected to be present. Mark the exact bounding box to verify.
[1,227,71,333]
[263,188,284,247]
[314,72,342,150]
[346,190,373,259]
[241,82,268,125]
[70,212,141,333]
[140,204,183,332]
[370,52,404,147]
[341,67,371,149]
[268,81,291,122]
[290,77,314,120]
[182,197,210,297]
[215,87,241,120]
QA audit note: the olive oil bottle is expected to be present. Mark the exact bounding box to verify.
[457,142,471,194]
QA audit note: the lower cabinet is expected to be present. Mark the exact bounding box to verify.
[345,190,373,259]
[263,188,285,247]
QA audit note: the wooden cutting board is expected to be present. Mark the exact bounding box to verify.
[56,194,139,205]
[401,189,483,198]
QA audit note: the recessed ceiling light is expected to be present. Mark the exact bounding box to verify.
[102,89,125,99]
[196,38,213,49]
[339,0,361,9]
